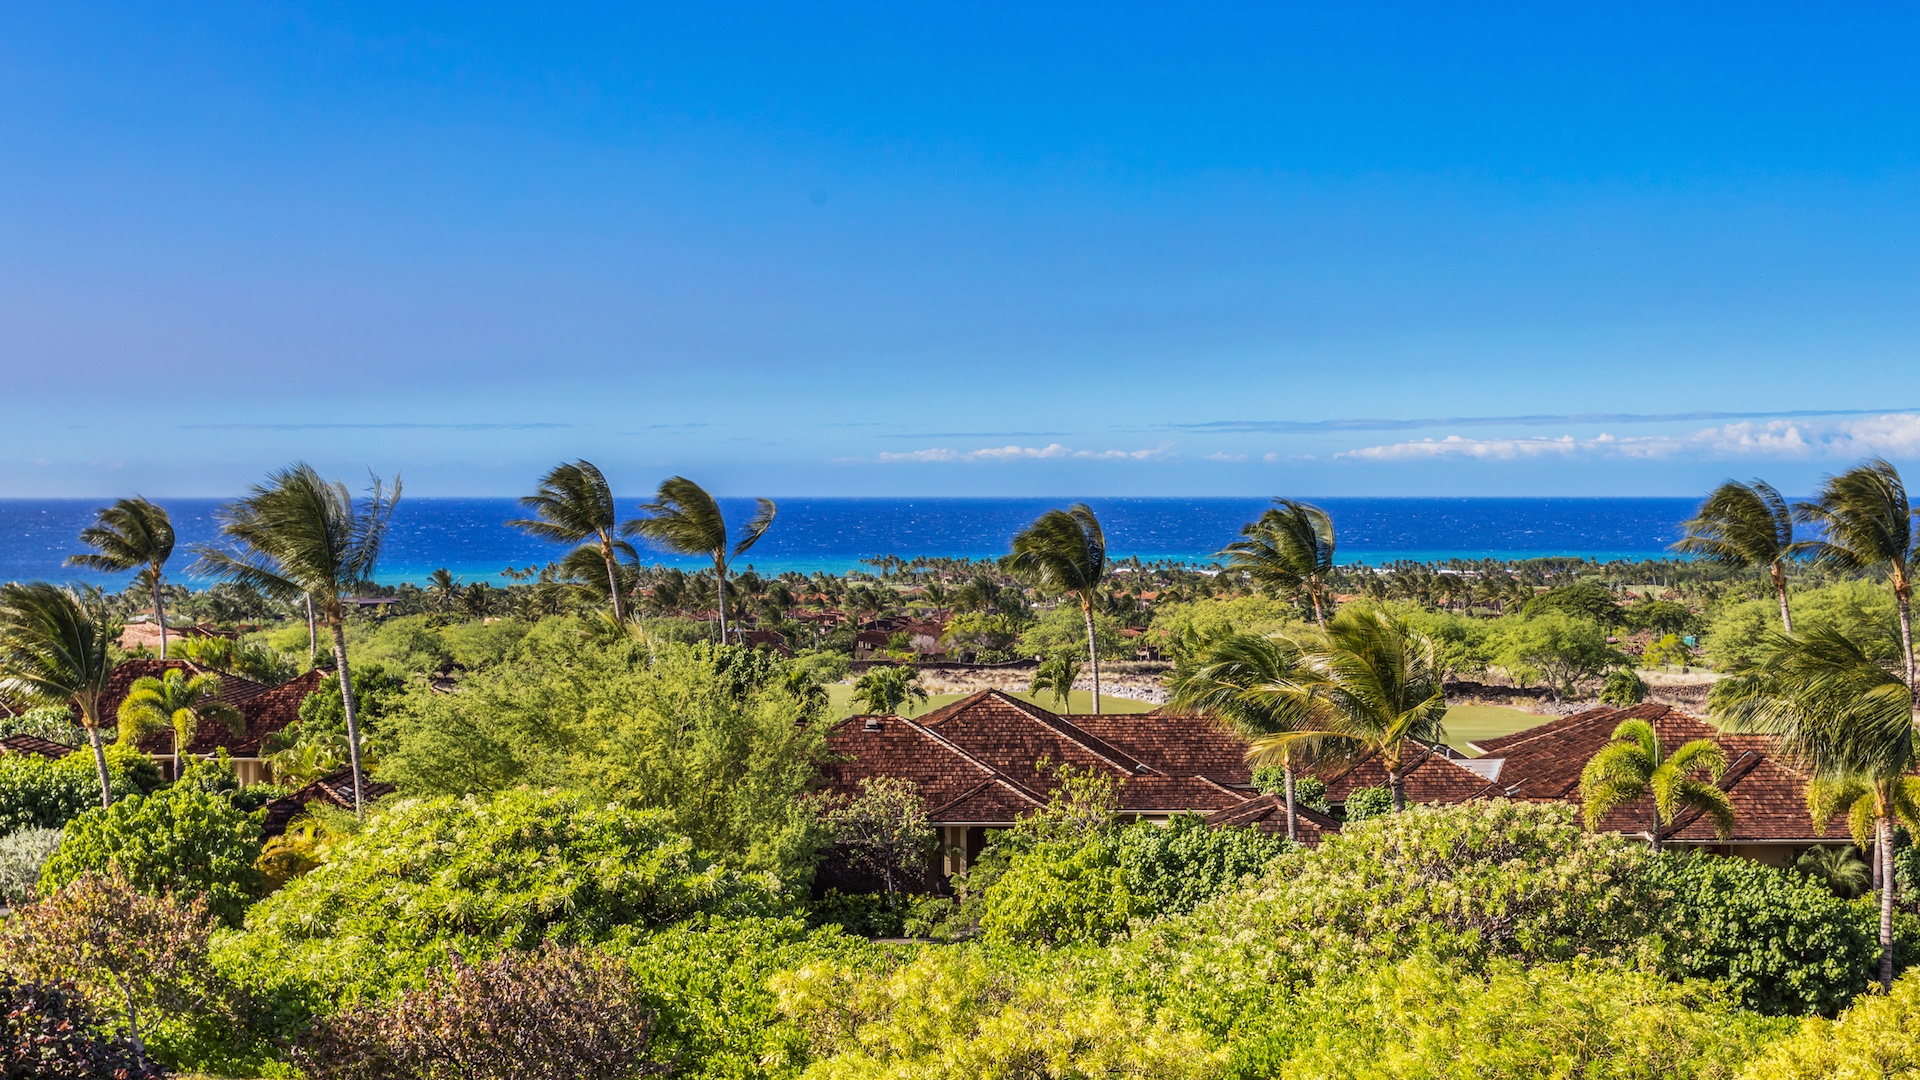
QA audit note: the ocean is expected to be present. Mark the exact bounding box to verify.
[0,496,1704,588]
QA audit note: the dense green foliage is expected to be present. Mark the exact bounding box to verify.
[0,744,159,835]
[1,974,168,1080]
[39,782,266,925]
[378,623,829,885]
[1650,853,1876,1015]
[225,787,782,1002]
[0,826,61,906]
[1740,968,1920,1078]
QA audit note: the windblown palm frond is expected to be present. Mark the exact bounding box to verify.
[67,496,176,656]
[1219,500,1336,624]
[1672,479,1798,632]
[1794,458,1917,689]
[0,582,120,806]
[625,477,776,641]
[116,669,243,772]
[1006,504,1109,711]
[509,460,631,620]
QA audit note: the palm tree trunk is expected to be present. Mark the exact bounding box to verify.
[600,532,625,622]
[305,593,318,664]
[1308,577,1325,626]
[1882,813,1897,992]
[1388,767,1406,812]
[327,618,367,818]
[715,558,729,644]
[151,567,168,659]
[1082,599,1101,714]
[1283,762,1298,843]
[1770,561,1793,634]
[1650,805,1663,855]
[1894,573,1915,697]
[86,725,113,808]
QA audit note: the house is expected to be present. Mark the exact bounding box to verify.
[1460,702,1850,863]
[103,659,329,785]
[116,620,236,654]
[260,767,398,838]
[821,689,1259,885]
[738,628,794,656]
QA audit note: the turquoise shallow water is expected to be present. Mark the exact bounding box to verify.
[0,496,1702,587]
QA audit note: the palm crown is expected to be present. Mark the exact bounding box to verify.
[66,496,176,657]
[117,668,244,776]
[509,460,633,621]
[1672,479,1799,632]
[1168,631,1324,840]
[194,463,400,817]
[1714,623,1918,989]
[625,476,774,641]
[1220,499,1336,624]
[1793,458,1917,692]
[0,582,121,807]
[1245,607,1446,812]
[1578,718,1733,852]
[1006,504,1109,711]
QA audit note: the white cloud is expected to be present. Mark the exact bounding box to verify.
[875,442,1174,464]
[1337,413,1920,463]
[1205,452,1247,462]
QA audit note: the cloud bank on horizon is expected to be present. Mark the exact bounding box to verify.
[4,6,1920,498]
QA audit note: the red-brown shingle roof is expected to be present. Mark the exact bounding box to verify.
[110,662,326,758]
[0,734,77,759]
[260,767,398,838]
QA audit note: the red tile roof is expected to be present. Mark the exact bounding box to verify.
[1465,703,1850,845]
[260,767,398,838]
[0,734,77,759]
[1205,795,1343,844]
[1310,738,1498,805]
[823,690,1259,825]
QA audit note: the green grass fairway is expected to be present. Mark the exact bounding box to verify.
[1445,703,1551,752]
[827,684,1158,720]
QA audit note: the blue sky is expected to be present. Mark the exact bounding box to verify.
[4,2,1920,498]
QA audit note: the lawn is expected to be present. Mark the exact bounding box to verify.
[826,684,1159,719]
[1444,703,1552,752]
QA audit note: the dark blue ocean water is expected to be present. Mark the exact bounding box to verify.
[0,497,1702,587]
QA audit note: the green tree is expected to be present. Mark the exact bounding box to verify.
[508,460,636,622]
[1673,479,1801,632]
[192,462,400,817]
[851,664,927,715]
[1027,650,1081,710]
[821,778,936,897]
[1491,610,1623,700]
[1599,668,1650,705]
[1716,624,1919,989]
[1218,499,1336,624]
[626,477,774,643]
[1578,718,1733,853]
[65,497,176,658]
[1168,631,1321,841]
[426,567,460,613]
[114,668,243,779]
[0,583,121,808]
[1246,608,1448,811]
[1005,504,1110,711]
[40,784,266,926]
[1795,845,1871,899]
[1795,457,1918,693]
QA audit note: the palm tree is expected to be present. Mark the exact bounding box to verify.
[1578,718,1733,853]
[1168,631,1323,842]
[1795,458,1917,692]
[1715,624,1918,989]
[852,665,928,716]
[116,667,244,780]
[1672,479,1800,632]
[0,583,120,806]
[509,460,633,622]
[193,463,399,817]
[625,477,774,643]
[65,497,176,657]
[1245,607,1447,811]
[1006,504,1110,712]
[1029,650,1083,711]
[1795,845,1871,899]
[1220,499,1336,624]
[426,568,460,613]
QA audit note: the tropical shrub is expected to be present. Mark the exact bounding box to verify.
[979,832,1139,946]
[1739,967,1920,1078]
[1649,853,1876,1015]
[227,787,782,1001]
[1144,597,1300,660]
[296,943,663,1080]
[819,777,936,895]
[772,946,1225,1080]
[1600,667,1651,705]
[1114,815,1288,919]
[0,744,160,834]
[1703,581,1900,672]
[0,872,244,1073]
[1016,605,1129,661]
[1156,801,1657,980]
[0,703,86,747]
[40,783,266,926]
[611,915,886,1079]
[379,627,829,884]
[0,827,61,906]
[0,974,166,1080]
[1342,785,1393,821]
[295,662,410,748]
[1224,954,1787,1080]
